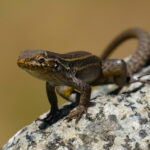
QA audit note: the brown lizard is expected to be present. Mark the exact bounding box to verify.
[17,28,150,125]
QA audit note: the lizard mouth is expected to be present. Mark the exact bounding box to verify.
[17,59,30,68]
[17,59,37,70]
[17,58,51,80]
[17,59,49,71]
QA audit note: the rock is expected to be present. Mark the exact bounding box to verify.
[2,67,150,150]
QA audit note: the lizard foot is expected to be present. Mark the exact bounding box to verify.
[36,110,60,129]
[36,110,60,123]
[65,105,88,124]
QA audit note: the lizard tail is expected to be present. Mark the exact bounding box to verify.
[101,28,150,75]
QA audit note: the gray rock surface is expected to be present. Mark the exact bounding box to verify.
[2,68,150,150]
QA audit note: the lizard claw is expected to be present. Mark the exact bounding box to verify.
[65,105,88,124]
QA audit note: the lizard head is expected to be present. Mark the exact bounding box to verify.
[17,50,62,80]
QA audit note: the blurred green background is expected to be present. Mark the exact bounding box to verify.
[1,0,150,147]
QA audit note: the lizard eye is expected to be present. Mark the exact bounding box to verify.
[38,58,45,63]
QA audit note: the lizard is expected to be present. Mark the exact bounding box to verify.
[17,28,150,124]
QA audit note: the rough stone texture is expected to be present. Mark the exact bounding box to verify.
[2,68,150,150]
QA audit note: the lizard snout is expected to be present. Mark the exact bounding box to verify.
[17,59,24,64]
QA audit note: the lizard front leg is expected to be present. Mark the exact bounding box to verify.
[37,81,59,122]
[65,76,91,123]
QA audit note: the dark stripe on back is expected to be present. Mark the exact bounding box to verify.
[59,54,101,71]
[60,51,91,59]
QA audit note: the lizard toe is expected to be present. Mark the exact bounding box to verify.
[65,105,87,124]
